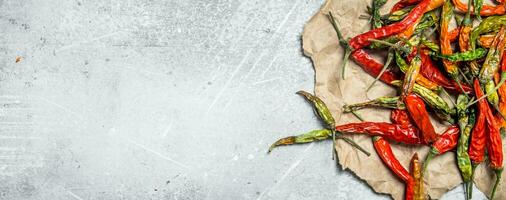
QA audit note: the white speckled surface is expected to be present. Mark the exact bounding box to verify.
[0,0,488,199]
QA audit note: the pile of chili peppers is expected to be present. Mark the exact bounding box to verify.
[268,0,506,199]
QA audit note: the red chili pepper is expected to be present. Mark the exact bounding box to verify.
[420,49,473,93]
[336,122,425,145]
[422,125,460,172]
[390,0,422,13]
[405,94,438,143]
[449,28,460,43]
[351,49,400,85]
[469,79,488,165]
[391,109,414,126]
[349,0,431,50]
[486,86,504,199]
[373,136,414,200]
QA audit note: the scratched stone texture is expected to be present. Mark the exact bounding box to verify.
[0,0,488,200]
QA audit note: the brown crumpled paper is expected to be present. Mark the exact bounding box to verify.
[302,0,506,199]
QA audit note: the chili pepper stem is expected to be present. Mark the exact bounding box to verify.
[468,164,478,199]
[351,110,365,121]
[466,72,506,108]
[367,50,393,92]
[368,39,410,54]
[458,67,472,85]
[422,150,438,174]
[328,12,352,80]
[335,134,371,156]
[490,168,503,199]
[456,78,471,99]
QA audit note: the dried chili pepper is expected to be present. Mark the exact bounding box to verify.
[336,122,426,145]
[373,136,415,200]
[392,80,456,122]
[404,94,438,143]
[470,15,506,50]
[422,125,459,172]
[398,0,445,39]
[420,49,473,93]
[479,34,495,48]
[371,0,388,29]
[391,109,415,126]
[479,27,506,107]
[474,0,483,20]
[402,56,423,98]
[348,0,431,49]
[351,49,400,85]
[469,79,488,165]
[431,48,487,62]
[410,153,424,200]
[267,129,371,156]
[396,51,441,91]
[390,0,421,13]
[495,53,506,128]
[449,28,460,43]
[456,95,474,199]
[453,0,506,17]
[486,99,504,200]
[440,0,458,79]
[343,96,403,113]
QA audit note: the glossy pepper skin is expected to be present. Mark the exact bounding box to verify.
[404,94,438,143]
[390,0,421,13]
[391,109,414,126]
[422,125,459,173]
[420,50,473,93]
[372,136,414,200]
[348,0,430,49]
[351,49,400,85]
[336,122,426,145]
[469,79,488,165]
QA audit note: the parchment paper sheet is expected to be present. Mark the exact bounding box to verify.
[301,0,506,199]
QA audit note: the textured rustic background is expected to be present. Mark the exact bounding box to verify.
[0,0,487,199]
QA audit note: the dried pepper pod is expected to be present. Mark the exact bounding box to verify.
[471,15,506,50]
[343,96,403,113]
[398,0,445,38]
[373,136,415,200]
[456,95,474,199]
[391,109,415,126]
[336,122,426,145]
[297,91,335,128]
[439,0,458,79]
[351,49,400,85]
[453,0,506,17]
[390,0,421,13]
[405,94,438,144]
[348,0,431,49]
[410,153,424,200]
[396,51,440,91]
[469,79,488,165]
[485,97,504,199]
[402,56,423,98]
[392,80,456,122]
[267,129,371,156]
[431,48,487,62]
[422,125,459,172]
[495,53,506,128]
[420,49,473,93]
[478,26,506,107]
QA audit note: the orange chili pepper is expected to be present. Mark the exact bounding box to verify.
[440,0,458,78]
[398,0,445,39]
[453,0,506,16]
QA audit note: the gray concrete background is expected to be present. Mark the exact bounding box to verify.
[0,0,487,199]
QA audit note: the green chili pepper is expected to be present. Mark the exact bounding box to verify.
[402,55,422,98]
[471,15,506,49]
[297,91,335,128]
[370,37,401,49]
[485,80,500,106]
[473,0,483,21]
[414,11,439,34]
[456,95,474,199]
[392,80,455,122]
[371,0,388,29]
[343,96,403,113]
[382,7,411,23]
[431,48,487,62]
[420,38,440,52]
[479,47,501,84]
[267,129,371,156]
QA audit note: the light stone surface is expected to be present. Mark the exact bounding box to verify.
[0,0,488,199]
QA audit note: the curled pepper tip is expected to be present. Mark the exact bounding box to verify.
[267,136,296,153]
